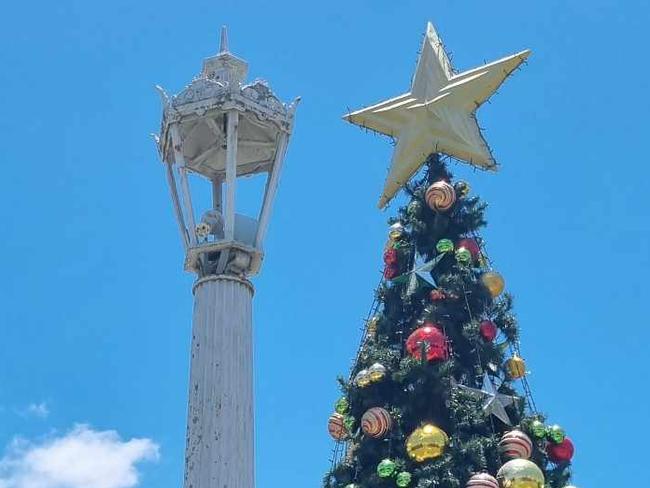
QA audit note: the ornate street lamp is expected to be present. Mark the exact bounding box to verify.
[154,27,298,488]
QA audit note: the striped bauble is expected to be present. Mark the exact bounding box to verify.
[425,181,456,212]
[328,412,348,440]
[361,407,392,438]
[499,430,533,459]
[466,473,499,488]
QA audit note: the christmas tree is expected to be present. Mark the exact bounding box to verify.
[324,23,576,488]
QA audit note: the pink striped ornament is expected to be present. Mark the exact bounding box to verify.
[466,473,499,488]
[498,430,533,460]
[328,413,347,440]
[425,181,456,212]
[361,407,392,438]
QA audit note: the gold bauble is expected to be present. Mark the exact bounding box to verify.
[405,424,448,462]
[496,459,544,488]
[354,369,371,387]
[481,271,505,298]
[368,362,387,382]
[367,316,380,338]
[388,222,406,241]
[505,356,527,379]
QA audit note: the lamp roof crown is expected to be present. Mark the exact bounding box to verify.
[200,26,249,85]
[156,26,299,180]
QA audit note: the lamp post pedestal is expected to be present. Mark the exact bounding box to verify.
[185,275,255,488]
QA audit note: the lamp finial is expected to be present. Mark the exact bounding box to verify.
[219,25,229,53]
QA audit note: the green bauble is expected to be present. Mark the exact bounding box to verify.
[547,424,566,444]
[343,415,356,432]
[455,247,472,266]
[436,238,454,254]
[335,397,349,415]
[407,200,423,218]
[377,459,396,478]
[530,420,547,439]
[396,471,412,487]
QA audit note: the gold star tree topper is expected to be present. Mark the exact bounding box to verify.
[344,22,531,208]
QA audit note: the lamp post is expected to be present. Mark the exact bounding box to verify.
[155,27,298,488]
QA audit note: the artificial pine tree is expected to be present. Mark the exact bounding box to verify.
[324,22,577,488]
[324,156,574,488]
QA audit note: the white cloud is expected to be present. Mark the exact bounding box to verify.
[0,425,159,488]
[24,403,49,420]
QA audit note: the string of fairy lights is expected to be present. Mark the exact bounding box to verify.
[329,277,384,470]
[474,231,539,415]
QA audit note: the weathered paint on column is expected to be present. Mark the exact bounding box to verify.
[184,275,254,488]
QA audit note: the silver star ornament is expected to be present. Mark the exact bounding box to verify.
[455,372,519,425]
[406,253,445,294]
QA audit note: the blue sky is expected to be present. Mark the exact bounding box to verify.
[0,0,647,486]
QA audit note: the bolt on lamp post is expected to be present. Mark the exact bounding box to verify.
[154,27,298,488]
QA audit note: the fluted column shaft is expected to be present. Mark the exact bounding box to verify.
[184,275,254,488]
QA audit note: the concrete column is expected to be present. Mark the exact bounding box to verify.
[184,275,255,488]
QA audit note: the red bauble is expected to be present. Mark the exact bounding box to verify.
[479,320,498,342]
[405,326,449,361]
[457,238,480,259]
[547,437,574,463]
[383,248,398,265]
[384,265,399,280]
[429,289,446,301]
